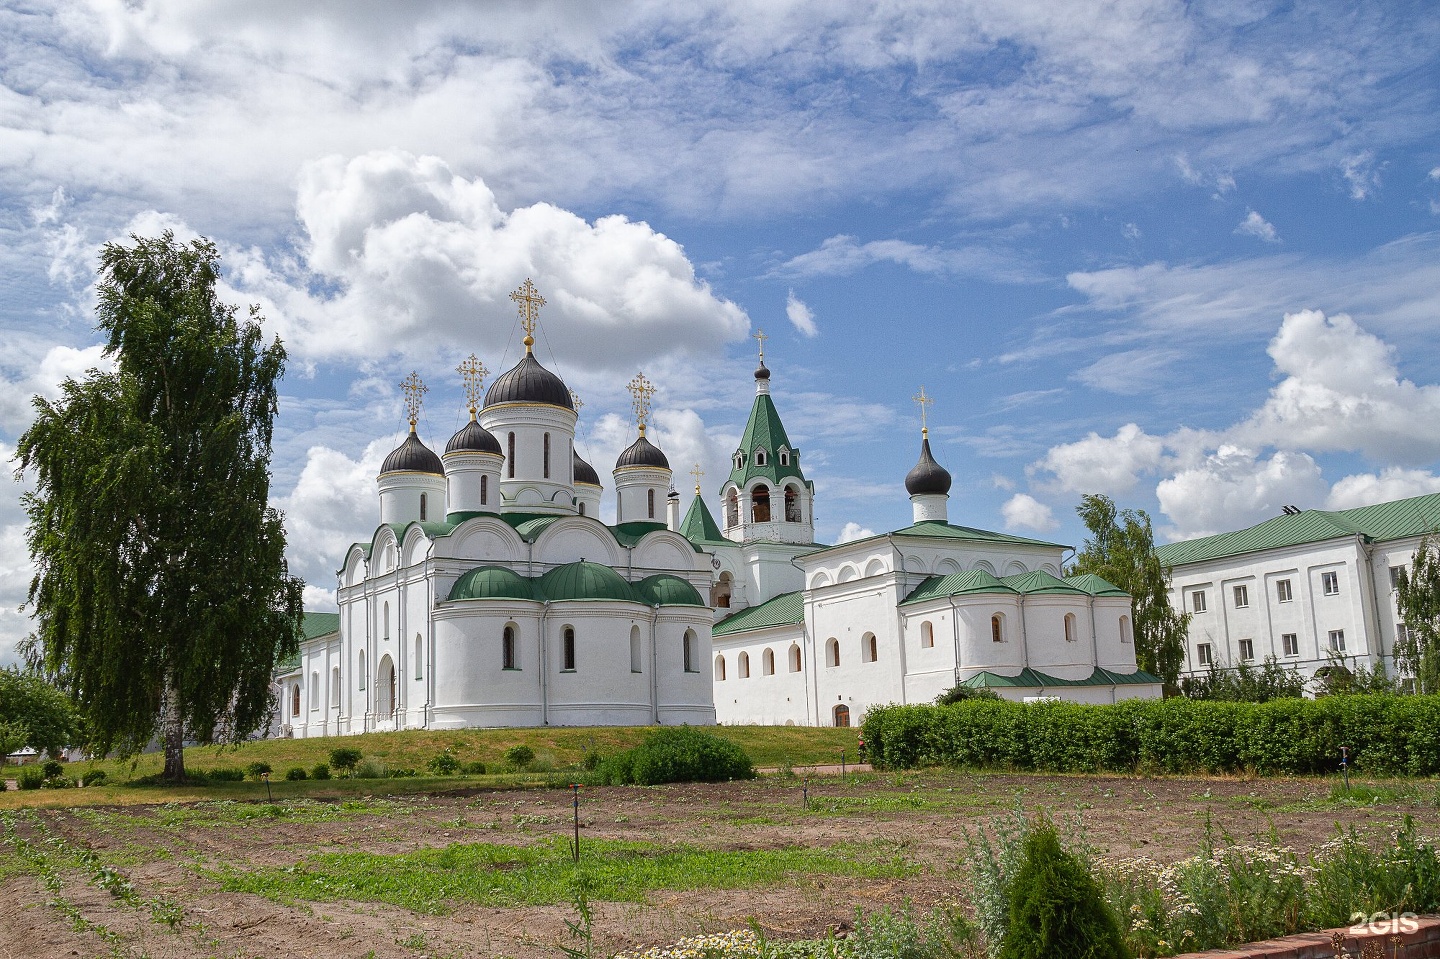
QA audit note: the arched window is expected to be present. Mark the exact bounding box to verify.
[376,656,395,717]
[1120,615,1132,644]
[481,474,488,505]
[358,649,367,690]
[502,624,517,670]
[310,671,319,709]
[711,571,733,609]
[382,602,390,641]
[715,654,726,681]
[991,614,1004,643]
[762,648,775,675]
[507,432,515,478]
[630,625,642,673]
[414,634,424,678]
[754,449,766,466]
[578,501,586,516]
[863,632,878,663]
[683,629,697,672]
[789,644,802,672]
[834,704,850,728]
[734,452,745,470]
[419,491,428,521]
[739,651,750,678]
[563,626,577,671]
[920,621,934,648]
[543,433,551,478]
[751,484,771,523]
[826,637,840,667]
[291,683,301,717]
[784,486,801,523]
[780,449,789,466]
[1064,613,1077,643]
[648,488,656,519]
[331,666,341,704]
[725,489,739,528]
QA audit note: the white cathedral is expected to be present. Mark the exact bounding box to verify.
[276,282,1159,737]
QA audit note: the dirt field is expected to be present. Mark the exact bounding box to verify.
[3,770,1435,959]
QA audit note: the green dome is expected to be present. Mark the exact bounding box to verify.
[635,574,706,607]
[538,561,639,603]
[448,566,538,602]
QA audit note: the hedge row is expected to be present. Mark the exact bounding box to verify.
[860,695,1440,776]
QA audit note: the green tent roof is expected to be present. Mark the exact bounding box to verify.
[1153,492,1440,568]
[1000,569,1089,595]
[712,590,805,636]
[1063,573,1130,597]
[959,666,1163,689]
[726,392,807,490]
[679,494,728,545]
[634,574,707,607]
[901,569,1016,606]
[448,565,538,601]
[538,561,639,602]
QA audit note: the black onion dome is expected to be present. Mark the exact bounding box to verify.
[755,360,771,381]
[483,353,574,410]
[573,450,601,486]
[445,417,502,455]
[615,433,670,470]
[381,431,444,475]
[905,436,952,496]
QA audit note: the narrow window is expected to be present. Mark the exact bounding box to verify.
[1390,565,1405,590]
[715,654,726,681]
[578,501,586,516]
[383,602,390,641]
[1064,613,1076,643]
[507,432,515,478]
[481,474,488,506]
[789,644,801,672]
[1197,643,1213,666]
[684,630,697,672]
[648,488,655,519]
[419,491,428,521]
[763,648,775,675]
[1281,633,1299,656]
[1119,616,1132,644]
[503,625,517,670]
[755,450,766,466]
[1233,584,1249,608]
[1328,629,1346,652]
[543,433,551,479]
[1322,571,1340,596]
[991,615,1003,643]
[414,634,423,680]
[725,489,739,528]
[291,684,301,717]
[1238,638,1254,661]
[563,627,577,670]
[358,649,367,689]
[751,484,771,523]
[310,671,319,710]
[826,638,839,667]
[920,621,934,648]
[784,486,800,523]
[630,625,642,673]
[332,666,341,703]
[780,450,789,465]
[867,634,878,662]
[1276,579,1293,603]
[1192,590,1207,613]
[739,651,750,678]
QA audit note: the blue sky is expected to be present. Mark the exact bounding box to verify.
[3,1,1440,665]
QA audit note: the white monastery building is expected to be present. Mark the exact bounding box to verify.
[277,282,1159,736]
[1156,494,1440,686]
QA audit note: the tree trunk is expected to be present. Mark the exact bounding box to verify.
[161,677,186,782]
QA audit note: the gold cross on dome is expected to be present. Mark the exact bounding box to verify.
[509,278,547,353]
[752,328,768,362]
[627,372,655,435]
[457,354,487,417]
[569,389,584,414]
[913,386,933,436]
[400,371,428,430]
[690,463,704,495]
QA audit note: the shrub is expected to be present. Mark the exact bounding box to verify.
[17,768,44,790]
[246,761,272,781]
[284,767,308,781]
[41,775,76,789]
[310,763,331,780]
[504,744,536,769]
[42,758,64,779]
[599,726,754,786]
[81,769,106,787]
[999,820,1129,959]
[389,768,416,778]
[936,685,1001,705]
[461,761,486,775]
[427,751,461,775]
[206,766,245,782]
[354,759,388,779]
[329,747,362,776]
[0,777,6,791]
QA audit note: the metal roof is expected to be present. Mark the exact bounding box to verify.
[678,494,728,546]
[1154,491,1440,568]
[904,435,952,496]
[483,352,574,410]
[1000,569,1089,595]
[712,591,805,636]
[1062,573,1130,597]
[380,430,444,475]
[900,569,1016,606]
[959,666,1162,689]
[725,392,806,490]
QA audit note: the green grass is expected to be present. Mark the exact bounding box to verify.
[212,836,917,914]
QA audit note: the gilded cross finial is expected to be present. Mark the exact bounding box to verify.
[569,389,584,414]
[509,278,546,354]
[457,354,488,419]
[690,463,704,496]
[913,386,933,437]
[753,328,768,363]
[627,372,656,436]
[400,371,428,431]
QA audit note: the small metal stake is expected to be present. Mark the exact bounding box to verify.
[1341,746,1350,791]
[802,778,809,810]
[840,749,846,778]
[262,771,272,803]
[570,783,581,862]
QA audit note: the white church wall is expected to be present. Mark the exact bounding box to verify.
[533,518,624,567]
[712,625,809,725]
[440,518,527,565]
[631,533,709,576]
[544,604,659,726]
[654,610,719,725]
[1022,596,1098,681]
[1093,597,1140,672]
[431,603,546,727]
[899,609,960,704]
[954,598,1026,676]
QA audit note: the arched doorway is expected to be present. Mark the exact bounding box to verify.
[376,655,396,720]
[833,704,851,727]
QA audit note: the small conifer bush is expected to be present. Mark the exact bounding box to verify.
[284,767,307,781]
[999,820,1130,959]
[328,747,362,776]
[310,763,330,780]
[246,761,272,781]
[504,744,536,769]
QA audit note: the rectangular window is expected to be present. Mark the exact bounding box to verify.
[1276,579,1293,603]
[1238,638,1254,661]
[1196,643,1212,666]
[543,433,551,479]
[1233,584,1249,608]
[1390,565,1405,590]
[562,627,576,671]
[1191,590,1207,613]
[1328,629,1346,652]
[1322,571,1340,596]
[1282,633,1299,657]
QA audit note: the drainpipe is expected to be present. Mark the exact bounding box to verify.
[949,596,963,685]
[650,605,661,725]
[1359,535,1387,674]
[540,600,552,726]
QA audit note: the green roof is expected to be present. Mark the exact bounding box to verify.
[1063,573,1129,597]
[901,569,1016,606]
[804,521,1066,559]
[634,574,707,607]
[278,611,340,672]
[712,590,805,636]
[679,494,727,546]
[448,566,538,601]
[538,561,638,603]
[959,666,1163,689]
[611,521,670,548]
[1154,492,1440,568]
[726,392,807,490]
[1000,570,1088,595]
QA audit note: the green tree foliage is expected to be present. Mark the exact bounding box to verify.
[1179,657,1306,702]
[1312,653,1400,697]
[0,667,85,756]
[1396,536,1440,693]
[328,747,362,775]
[598,726,755,785]
[935,684,1001,705]
[1070,494,1190,694]
[16,233,304,782]
[999,819,1130,959]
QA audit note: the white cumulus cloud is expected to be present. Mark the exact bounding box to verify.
[837,521,876,544]
[1032,423,1166,495]
[1325,468,1440,511]
[1156,446,1328,539]
[1235,209,1279,243]
[1002,494,1058,532]
[785,290,818,338]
